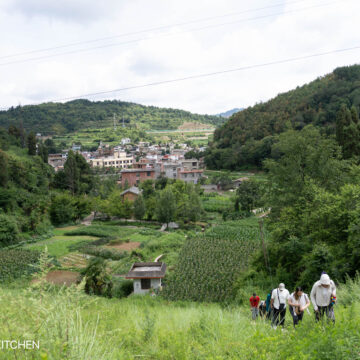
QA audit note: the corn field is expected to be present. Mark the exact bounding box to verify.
[163,221,260,302]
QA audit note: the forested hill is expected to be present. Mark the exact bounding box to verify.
[205,64,360,170]
[0,99,223,134]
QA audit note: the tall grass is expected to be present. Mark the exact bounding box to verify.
[1,278,359,359]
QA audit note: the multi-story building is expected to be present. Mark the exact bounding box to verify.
[177,169,203,184]
[88,150,134,169]
[121,169,156,187]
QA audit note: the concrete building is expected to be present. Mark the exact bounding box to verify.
[177,169,203,184]
[88,150,134,169]
[48,154,65,172]
[121,169,155,187]
[126,262,166,295]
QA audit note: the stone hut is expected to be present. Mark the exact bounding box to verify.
[125,262,166,295]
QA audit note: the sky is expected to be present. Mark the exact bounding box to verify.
[0,0,360,114]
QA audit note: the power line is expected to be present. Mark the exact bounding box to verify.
[5,44,359,109]
[0,0,313,61]
[0,0,343,67]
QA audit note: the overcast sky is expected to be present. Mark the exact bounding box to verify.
[0,0,359,114]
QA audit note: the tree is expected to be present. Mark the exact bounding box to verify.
[37,143,48,163]
[133,195,145,220]
[0,150,8,187]
[235,179,263,212]
[27,132,37,156]
[49,193,76,225]
[155,188,176,225]
[64,151,79,195]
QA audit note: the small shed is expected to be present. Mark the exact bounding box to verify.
[120,186,142,202]
[125,262,166,295]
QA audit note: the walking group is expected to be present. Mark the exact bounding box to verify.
[249,273,337,328]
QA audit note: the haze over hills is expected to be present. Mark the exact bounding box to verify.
[205,64,360,170]
[0,99,224,135]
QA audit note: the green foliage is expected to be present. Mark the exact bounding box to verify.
[206,64,360,170]
[50,193,91,225]
[133,195,145,220]
[27,131,37,155]
[164,220,260,302]
[0,249,39,281]
[0,99,222,134]
[0,214,19,247]
[235,179,264,212]
[112,278,133,298]
[81,257,113,297]
[0,150,8,186]
[155,187,176,224]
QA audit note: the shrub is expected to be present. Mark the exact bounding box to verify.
[81,257,113,298]
[0,214,19,247]
[112,278,133,298]
[0,249,40,281]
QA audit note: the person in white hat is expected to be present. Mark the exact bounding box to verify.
[310,273,336,322]
[270,283,290,328]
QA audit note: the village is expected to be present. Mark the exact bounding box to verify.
[47,137,206,186]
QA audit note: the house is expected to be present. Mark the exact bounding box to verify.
[181,158,200,170]
[121,169,155,187]
[48,153,66,172]
[125,262,166,295]
[177,169,203,184]
[120,186,142,202]
[121,138,131,145]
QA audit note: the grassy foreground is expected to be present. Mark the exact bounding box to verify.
[0,280,359,360]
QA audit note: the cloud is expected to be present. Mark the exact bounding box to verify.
[4,0,122,23]
[0,0,360,114]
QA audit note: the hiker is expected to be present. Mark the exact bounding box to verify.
[249,293,260,320]
[271,283,290,328]
[259,300,267,318]
[310,273,336,322]
[288,286,310,326]
[265,289,272,320]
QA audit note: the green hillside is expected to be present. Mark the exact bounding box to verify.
[0,99,223,134]
[205,64,360,169]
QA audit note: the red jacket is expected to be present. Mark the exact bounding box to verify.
[250,296,260,307]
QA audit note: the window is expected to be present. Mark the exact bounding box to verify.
[136,173,140,177]
[147,171,151,176]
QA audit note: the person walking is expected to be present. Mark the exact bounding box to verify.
[310,273,336,322]
[249,293,260,320]
[288,286,310,327]
[271,283,290,328]
[265,289,272,320]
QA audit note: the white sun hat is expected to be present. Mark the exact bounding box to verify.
[279,283,285,290]
[320,273,331,285]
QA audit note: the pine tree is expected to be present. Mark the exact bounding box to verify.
[0,150,8,187]
[64,150,80,195]
[27,132,37,156]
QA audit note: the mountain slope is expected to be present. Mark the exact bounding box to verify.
[205,64,360,170]
[216,108,243,118]
[0,99,223,134]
